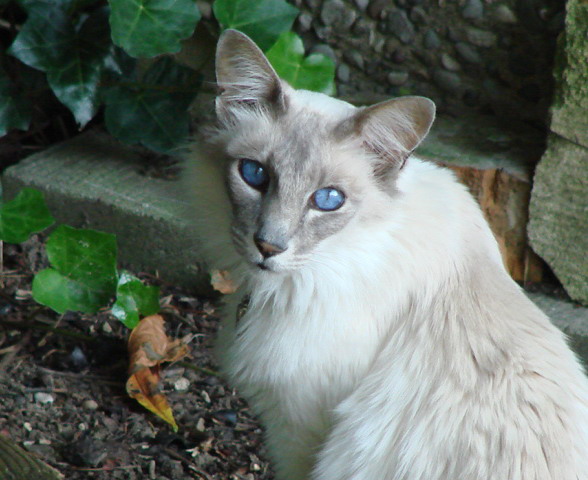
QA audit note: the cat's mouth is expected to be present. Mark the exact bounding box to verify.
[256,262,270,271]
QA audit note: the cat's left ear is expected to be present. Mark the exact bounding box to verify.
[215,29,286,123]
[343,96,435,173]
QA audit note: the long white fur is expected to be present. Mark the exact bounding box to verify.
[186,38,588,480]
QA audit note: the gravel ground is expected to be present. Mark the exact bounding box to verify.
[0,236,273,480]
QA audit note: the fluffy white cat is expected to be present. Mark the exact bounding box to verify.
[185,29,588,480]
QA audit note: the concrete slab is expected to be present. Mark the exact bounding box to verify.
[2,131,211,294]
[526,291,588,337]
[524,290,588,366]
[528,134,588,305]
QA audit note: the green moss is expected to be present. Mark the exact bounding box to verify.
[550,0,588,148]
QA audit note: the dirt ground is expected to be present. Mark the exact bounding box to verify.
[0,236,273,480]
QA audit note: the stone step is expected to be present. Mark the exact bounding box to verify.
[2,131,211,293]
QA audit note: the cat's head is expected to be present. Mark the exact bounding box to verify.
[213,30,435,274]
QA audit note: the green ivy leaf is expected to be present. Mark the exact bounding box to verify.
[109,0,201,58]
[103,57,199,152]
[8,6,72,72]
[32,226,118,314]
[8,6,111,126]
[266,31,335,95]
[47,8,111,126]
[213,0,299,51]
[0,68,32,136]
[0,188,55,244]
[112,271,160,329]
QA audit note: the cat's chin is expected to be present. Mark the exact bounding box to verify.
[243,258,289,275]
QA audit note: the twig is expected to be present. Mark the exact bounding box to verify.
[163,447,212,480]
[70,465,140,472]
[38,313,66,347]
[36,366,123,386]
[0,318,98,343]
[0,330,31,372]
[177,361,219,377]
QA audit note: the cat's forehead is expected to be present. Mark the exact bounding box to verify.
[226,96,354,168]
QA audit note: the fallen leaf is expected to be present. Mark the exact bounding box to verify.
[210,269,237,294]
[126,314,190,431]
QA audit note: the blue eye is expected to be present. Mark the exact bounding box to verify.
[312,187,345,211]
[239,159,269,191]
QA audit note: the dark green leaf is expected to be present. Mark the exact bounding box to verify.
[8,6,72,72]
[8,6,111,126]
[109,0,201,58]
[0,69,32,136]
[266,32,335,95]
[0,188,55,244]
[103,57,199,152]
[213,0,299,51]
[18,0,100,15]
[47,8,111,126]
[103,46,137,79]
[32,225,118,314]
[112,271,160,329]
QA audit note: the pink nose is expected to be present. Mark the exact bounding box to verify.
[254,236,287,258]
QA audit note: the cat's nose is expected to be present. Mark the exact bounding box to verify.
[254,234,287,258]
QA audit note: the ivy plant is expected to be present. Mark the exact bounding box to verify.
[0,188,55,243]
[0,0,336,153]
[0,187,160,324]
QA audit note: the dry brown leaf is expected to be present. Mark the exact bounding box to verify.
[210,269,237,294]
[126,314,190,431]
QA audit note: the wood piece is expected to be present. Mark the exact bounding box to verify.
[442,164,543,283]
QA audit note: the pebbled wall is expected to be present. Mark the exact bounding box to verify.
[292,0,565,126]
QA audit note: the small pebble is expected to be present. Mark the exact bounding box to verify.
[461,0,484,20]
[337,64,351,83]
[23,422,32,432]
[494,5,517,24]
[174,377,190,392]
[70,346,88,370]
[465,27,497,48]
[34,392,54,405]
[441,53,461,72]
[39,438,51,445]
[214,409,238,426]
[387,71,409,86]
[354,0,369,11]
[83,399,99,410]
[196,417,206,432]
[15,289,32,301]
[201,390,211,403]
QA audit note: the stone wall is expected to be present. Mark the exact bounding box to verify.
[528,0,588,305]
[293,0,565,126]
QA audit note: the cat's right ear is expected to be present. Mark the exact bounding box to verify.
[215,29,286,123]
[336,96,435,177]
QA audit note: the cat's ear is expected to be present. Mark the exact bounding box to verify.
[215,29,286,122]
[343,96,435,174]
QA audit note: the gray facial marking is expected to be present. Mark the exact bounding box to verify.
[221,103,368,270]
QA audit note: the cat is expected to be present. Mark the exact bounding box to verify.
[185,29,588,480]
